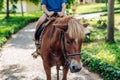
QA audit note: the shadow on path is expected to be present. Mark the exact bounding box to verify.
[7,23,35,50]
[0,64,26,80]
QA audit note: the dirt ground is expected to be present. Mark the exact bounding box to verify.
[0,22,103,80]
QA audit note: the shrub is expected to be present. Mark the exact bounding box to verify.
[81,52,120,80]
[0,16,39,47]
[96,0,108,3]
[97,19,107,29]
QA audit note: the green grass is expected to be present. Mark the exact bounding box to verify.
[82,12,120,68]
[82,50,120,80]
[99,12,120,28]
[75,3,120,14]
[0,11,43,17]
[83,41,120,67]
[81,12,120,80]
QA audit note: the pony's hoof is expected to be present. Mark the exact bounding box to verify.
[32,52,38,58]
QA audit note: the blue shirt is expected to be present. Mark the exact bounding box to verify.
[41,0,66,13]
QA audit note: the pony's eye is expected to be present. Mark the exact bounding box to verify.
[66,40,71,44]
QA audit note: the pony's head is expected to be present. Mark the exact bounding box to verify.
[53,16,85,73]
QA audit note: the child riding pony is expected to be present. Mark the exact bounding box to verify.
[32,16,85,80]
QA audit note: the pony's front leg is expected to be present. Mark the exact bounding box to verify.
[62,67,69,80]
[43,62,51,80]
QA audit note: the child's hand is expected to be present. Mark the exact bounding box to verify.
[47,11,54,16]
[58,12,64,17]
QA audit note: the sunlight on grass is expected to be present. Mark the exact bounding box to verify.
[24,11,43,17]
[76,3,120,14]
[0,14,5,19]
[115,13,120,27]
[83,40,120,68]
[76,3,106,14]
[99,12,120,29]
[94,51,116,65]
[0,11,42,18]
[96,35,101,40]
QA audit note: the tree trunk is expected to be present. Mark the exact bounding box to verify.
[6,0,10,19]
[106,0,115,42]
[20,0,24,16]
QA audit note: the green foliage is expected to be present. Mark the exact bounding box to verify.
[9,0,18,14]
[96,19,107,29]
[76,3,120,14]
[66,0,74,9]
[0,0,4,11]
[82,53,120,80]
[82,12,120,80]
[83,42,120,67]
[117,0,120,3]
[83,13,120,67]
[10,0,40,6]
[0,37,7,47]
[10,0,18,4]
[0,15,39,47]
[10,4,17,14]
[95,0,108,3]
[84,12,120,42]
[29,0,40,5]
[0,11,42,47]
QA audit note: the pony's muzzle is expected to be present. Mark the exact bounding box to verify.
[70,60,82,73]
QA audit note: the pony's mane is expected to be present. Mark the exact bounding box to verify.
[56,16,85,39]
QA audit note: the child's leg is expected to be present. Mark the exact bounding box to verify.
[35,14,47,29]
[32,14,47,58]
[33,14,47,41]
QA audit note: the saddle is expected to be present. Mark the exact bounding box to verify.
[35,20,48,41]
[35,13,59,44]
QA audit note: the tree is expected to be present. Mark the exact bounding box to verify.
[0,0,4,11]
[105,0,108,7]
[117,0,120,3]
[66,0,74,8]
[6,0,10,19]
[20,0,24,16]
[6,0,19,19]
[10,0,18,3]
[5,0,72,18]
[5,0,40,18]
[105,0,115,42]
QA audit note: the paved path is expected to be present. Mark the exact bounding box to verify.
[0,22,103,80]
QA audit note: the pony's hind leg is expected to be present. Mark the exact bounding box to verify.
[62,67,69,80]
[43,62,51,80]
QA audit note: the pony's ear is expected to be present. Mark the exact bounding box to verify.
[53,23,68,31]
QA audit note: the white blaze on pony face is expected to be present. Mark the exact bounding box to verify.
[75,38,78,44]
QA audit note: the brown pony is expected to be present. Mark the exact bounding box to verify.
[34,16,85,80]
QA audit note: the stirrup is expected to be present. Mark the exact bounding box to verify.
[31,51,39,58]
[32,40,40,59]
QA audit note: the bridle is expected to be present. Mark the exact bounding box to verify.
[60,31,81,68]
[49,25,82,80]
